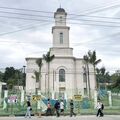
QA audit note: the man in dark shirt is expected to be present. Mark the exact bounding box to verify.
[54,100,60,117]
[70,99,76,117]
[25,100,32,118]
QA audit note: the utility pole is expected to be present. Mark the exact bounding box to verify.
[23,65,26,88]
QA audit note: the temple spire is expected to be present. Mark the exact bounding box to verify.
[58,0,61,8]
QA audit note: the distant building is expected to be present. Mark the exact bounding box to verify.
[26,8,96,99]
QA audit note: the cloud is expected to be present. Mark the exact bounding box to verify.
[0,0,120,73]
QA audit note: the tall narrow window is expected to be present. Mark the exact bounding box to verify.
[60,16,62,23]
[59,69,65,82]
[60,32,63,44]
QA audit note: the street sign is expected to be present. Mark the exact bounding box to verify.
[74,95,82,101]
[32,95,41,101]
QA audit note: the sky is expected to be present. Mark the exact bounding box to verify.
[0,0,120,73]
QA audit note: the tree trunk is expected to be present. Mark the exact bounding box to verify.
[38,66,42,90]
[48,63,50,97]
[94,66,97,90]
[86,63,91,99]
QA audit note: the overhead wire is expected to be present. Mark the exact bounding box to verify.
[0,22,51,36]
[0,2,120,36]
[1,15,120,28]
[1,10,120,24]
[0,0,120,15]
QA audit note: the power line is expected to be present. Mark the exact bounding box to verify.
[0,22,51,36]
[0,29,120,46]
[0,6,53,14]
[77,3,120,15]
[1,10,120,24]
[0,19,120,37]
[0,1,120,15]
[1,6,120,21]
[73,31,120,46]
[1,15,120,28]
[0,10,53,18]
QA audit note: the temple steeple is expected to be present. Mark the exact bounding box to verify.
[52,8,70,48]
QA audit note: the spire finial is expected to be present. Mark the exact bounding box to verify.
[58,0,61,8]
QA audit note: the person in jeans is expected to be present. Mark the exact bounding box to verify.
[70,99,76,117]
[25,100,32,118]
[96,100,104,117]
[60,100,64,115]
[46,99,52,116]
[54,100,60,117]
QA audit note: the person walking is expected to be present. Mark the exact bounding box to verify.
[54,100,60,117]
[25,100,32,118]
[70,99,76,117]
[46,99,52,116]
[60,99,64,115]
[96,100,104,117]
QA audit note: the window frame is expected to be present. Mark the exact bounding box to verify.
[60,32,63,44]
[59,69,65,82]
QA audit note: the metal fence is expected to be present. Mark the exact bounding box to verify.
[0,89,120,116]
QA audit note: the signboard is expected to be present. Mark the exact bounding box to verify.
[74,95,82,101]
[8,95,17,103]
[32,95,41,101]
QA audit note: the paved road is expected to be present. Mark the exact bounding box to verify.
[0,115,120,120]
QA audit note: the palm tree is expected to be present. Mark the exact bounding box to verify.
[36,58,43,90]
[83,55,91,98]
[96,67,110,90]
[87,50,101,89]
[43,51,55,97]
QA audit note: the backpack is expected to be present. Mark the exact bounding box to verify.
[101,104,104,110]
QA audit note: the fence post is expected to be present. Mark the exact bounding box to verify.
[37,90,41,117]
[108,91,112,107]
[94,90,97,109]
[52,91,54,99]
[21,90,25,106]
[3,90,8,109]
[0,83,2,105]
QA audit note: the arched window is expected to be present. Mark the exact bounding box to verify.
[59,69,65,82]
[60,32,63,44]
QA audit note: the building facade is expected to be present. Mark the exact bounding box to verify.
[26,8,96,99]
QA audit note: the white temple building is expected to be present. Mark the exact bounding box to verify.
[26,8,96,99]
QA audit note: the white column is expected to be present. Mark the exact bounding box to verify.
[52,91,54,99]
[0,83,2,104]
[108,91,112,107]
[94,90,97,109]
[3,90,8,109]
[21,90,24,106]
[37,90,41,109]
[64,92,67,100]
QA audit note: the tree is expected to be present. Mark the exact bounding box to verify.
[83,55,91,98]
[36,58,43,90]
[109,73,120,93]
[96,67,111,90]
[87,50,101,89]
[0,71,4,82]
[2,67,23,90]
[43,51,55,97]
[83,50,101,98]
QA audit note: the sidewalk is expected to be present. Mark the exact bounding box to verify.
[0,115,120,120]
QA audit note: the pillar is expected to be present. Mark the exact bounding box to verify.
[21,90,25,106]
[3,90,8,109]
[108,91,112,107]
[94,90,97,109]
